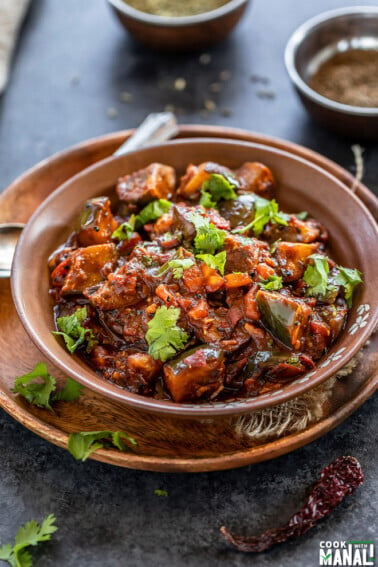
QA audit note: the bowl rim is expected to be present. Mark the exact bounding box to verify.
[107,0,249,26]
[284,5,378,116]
[11,137,378,417]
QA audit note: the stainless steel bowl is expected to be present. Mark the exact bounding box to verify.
[285,6,378,140]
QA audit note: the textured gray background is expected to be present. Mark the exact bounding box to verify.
[0,0,377,565]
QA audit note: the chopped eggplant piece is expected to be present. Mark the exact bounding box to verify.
[275,241,319,282]
[117,163,175,204]
[256,290,311,349]
[264,216,325,244]
[224,234,268,274]
[76,197,118,247]
[61,244,118,295]
[218,194,258,228]
[234,162,275,199]
[163,345,225,402]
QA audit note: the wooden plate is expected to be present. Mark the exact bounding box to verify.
[0,126,377,472]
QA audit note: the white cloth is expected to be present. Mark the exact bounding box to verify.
[0,0,30,93]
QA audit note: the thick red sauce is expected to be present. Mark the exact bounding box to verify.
[49,160,355,403]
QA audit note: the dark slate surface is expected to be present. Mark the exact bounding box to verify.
[0,1,377,565]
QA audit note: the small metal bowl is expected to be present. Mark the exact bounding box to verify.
[107,0,250,51]
[285,6,378,140]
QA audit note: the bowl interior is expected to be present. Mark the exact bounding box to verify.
[11,138,378,416]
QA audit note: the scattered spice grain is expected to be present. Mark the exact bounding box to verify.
[106,107,118,119]
[120,91,133,103]
[199,53,212,65]
[209,82,222,93]
[174,78,186,91]
[204,99,217,112]
[219,69,232,81]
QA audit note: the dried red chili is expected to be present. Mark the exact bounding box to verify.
[220,456,364,553]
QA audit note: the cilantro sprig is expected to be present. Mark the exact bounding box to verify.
[333,266,362,307]
[11,363,82,411]
[303,254,329,296]
[304,255,362,306]
[68,430,137,461]
[196,251,226,275]
[0,514,58,567]
[146,306,189,362]
[52,306,97,354]
[234,197,289,237]
[136,199,171,226]
[200,173,238,208]
[189,212,226,255]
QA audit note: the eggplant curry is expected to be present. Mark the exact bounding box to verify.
[49,161,362,403]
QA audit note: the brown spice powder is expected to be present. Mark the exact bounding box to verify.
[309,49,378,108]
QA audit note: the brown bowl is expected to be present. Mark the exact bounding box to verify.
[107,0,250,51]
[284,6,378,140]
[11,138,378,418]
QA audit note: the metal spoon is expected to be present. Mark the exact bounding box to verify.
[0,112,178,278]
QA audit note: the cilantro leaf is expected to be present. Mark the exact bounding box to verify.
[296,211,308,220]
[0,544,13,562]
[146,306,189,362]
[303,254,329,296]
[189,212,226,255]
[136,199,171,226]
[68,430,137,461]
[16,550,32,567]
[111,215,136,241]
[0,515,58,567]
[12,364,82,410]
[11,363,56,410]
[200,173,237,208]
[53,377,82,402]
[199,190,217,208]
[234,197,289,237]
[334,266,363,307]
[260,275,283,290]
[52,306,97,354]
[111,431,138,451]
[196,251,226,275]
[157,258,195,279]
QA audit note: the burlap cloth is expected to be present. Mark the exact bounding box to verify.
[234,349,365,442]
[0,0,30,94]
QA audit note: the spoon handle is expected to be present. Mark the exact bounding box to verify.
[113,112,179,156]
